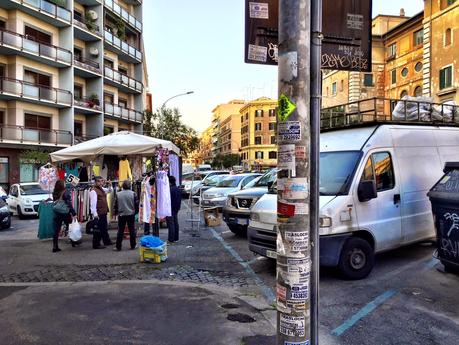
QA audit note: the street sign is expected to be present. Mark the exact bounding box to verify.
[244,0,279,65]
[244,0,372,72]
[321,0,373,71]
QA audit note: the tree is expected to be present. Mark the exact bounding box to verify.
[212,153,240,169]
[143,107,199,157]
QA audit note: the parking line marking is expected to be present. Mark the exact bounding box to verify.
[425,258,438,269]
[208,227,276,303]
[331,289,397,337]
[221,230,231,234]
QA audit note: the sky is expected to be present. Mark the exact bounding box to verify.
[144,0,424,133]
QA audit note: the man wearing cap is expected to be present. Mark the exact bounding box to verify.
[90,176,113,249]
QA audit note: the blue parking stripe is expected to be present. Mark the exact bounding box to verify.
[331,289,397,337]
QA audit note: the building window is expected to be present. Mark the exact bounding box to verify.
[326,87,329,96]
[255,151,264,159]
[445,28,452,46]
[241,115,243,123]
[332,82,337,95]
[20,161,39,183]
[269,122,277,131]
[74,122,83,137]
[104,93,114,103]
[391,69,397,84]
[415,62,423,72]
[0,157,9,190]
[269,151,277,159]
[255,123,262,131]
[255,110,263,117]
[74,85,83,100]
[413,29,423,46]
[400,90,408,99]
[255,136,262,145]
[440,66,453,90]
[340,80,344,92]
[363,73,374,87]
[245,113,248,120]
[401,68,408,78]
[25,114,51,130]
[0,110,4,125]
[388,43,397,58]
[118,98,128,108]
[447,0,457,6]
[104,126,114,135]
[269,109,276,117]
[414,86,422,97]
[271,136,276,144]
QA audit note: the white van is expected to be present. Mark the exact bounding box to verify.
[248,124,459,279]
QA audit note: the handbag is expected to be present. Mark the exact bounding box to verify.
[53,191,69,215]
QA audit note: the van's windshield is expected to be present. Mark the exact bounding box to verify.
[320,151,361,196]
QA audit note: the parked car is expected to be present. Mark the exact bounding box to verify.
[248,124,459,280]
[0,186,7,201]
[192,174,228,204]
[201,173,261,208]
[7,183,52,219]
[181,171,229,197]
[0,198,11,229]
[223,169,278,236]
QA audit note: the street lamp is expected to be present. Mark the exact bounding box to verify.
[159,91,194,139]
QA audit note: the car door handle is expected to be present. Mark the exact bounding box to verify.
[394,194,401,204]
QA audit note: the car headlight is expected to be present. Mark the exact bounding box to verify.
[216,193,225,198]
[0,205,8,212]
[250,213,260,221]
[319,216,332,228]
[24,198,33,205]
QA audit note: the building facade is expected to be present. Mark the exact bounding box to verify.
[240,97,278,171]
[0,0,146,190]
[322,2,459,110]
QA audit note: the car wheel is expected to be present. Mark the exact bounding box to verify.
[17,206,24,220]
[228,224,247,237]
[1,217,11,229]
[441,261,458,273]
[338,237,374,280]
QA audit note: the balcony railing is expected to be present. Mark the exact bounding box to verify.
[73,11,102,36]
[0,77,72,106]
[74,134,98,144]
[104,30,142,62]
[0,125,72,146]
[74,55,101,74]
[0,29,72,65]
[16,0,71,23]
[74,96,102,111]
[104,0,142,32]
[104,102,143,123]
[104,66,143,92]
[320,97,459,131]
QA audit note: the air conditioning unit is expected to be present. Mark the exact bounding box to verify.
[89,47,99,57]
[87,10,98,20]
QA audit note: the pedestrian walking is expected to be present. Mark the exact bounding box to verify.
[52,180,77,253]
[113,180,138,251]
[166,176,181,243]
[90,176,113,249]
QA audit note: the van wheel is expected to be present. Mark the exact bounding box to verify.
[228,225,247,237]
[17,206,24,220]
[338,237,374,280]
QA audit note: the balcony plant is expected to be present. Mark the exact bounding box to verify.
[49,0,66,8]
[20,150,50,165]
[115,19,126,40]
[84,12,98,33]
[88,93,100,108]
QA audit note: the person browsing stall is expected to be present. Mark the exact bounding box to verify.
[166,176,181,243]
[113,180,139,251]
[52,180,77,253]
[90,176,113,249]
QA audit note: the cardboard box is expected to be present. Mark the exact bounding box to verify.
[204,208,221,227]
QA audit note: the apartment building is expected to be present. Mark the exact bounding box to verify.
[240,97,277,171]
[322,1,459,110]
[0,0,145,190]
[210,99,245,158]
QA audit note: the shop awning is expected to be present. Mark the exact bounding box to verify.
[50,131,180,162]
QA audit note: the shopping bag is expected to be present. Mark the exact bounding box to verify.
[69,219,82,242]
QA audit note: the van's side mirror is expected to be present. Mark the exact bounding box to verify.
[358,180,377,202]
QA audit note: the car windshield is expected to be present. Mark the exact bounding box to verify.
[0,199,6,207]
[243,176,261,189]
[320,151,361,196]
[20,185,49,195]
[204,175,225,186]
[216,175,245,188]
[182,173,195,181]
[254,169,277,187]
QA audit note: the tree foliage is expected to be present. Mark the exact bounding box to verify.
[143,107,199,157]
[212,154,240,169]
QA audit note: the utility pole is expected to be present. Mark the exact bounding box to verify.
[277,0,321,344]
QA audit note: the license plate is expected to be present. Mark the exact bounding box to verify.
[266,250,277,259]
[202,200,210,205]
[236,218,248,225]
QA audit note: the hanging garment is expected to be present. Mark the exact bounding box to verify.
[169,154,180,184]
[38,165,58,192]
[156,171,171,218]
[79,166,89,182]
[38,202,55,239]
[131,155,143,180]
[65,165,79,180]
[100,164,108,180]
[119,159,133,184]
[150,181,157,223]
[142,177,152,223]
[93,165,101,177]
[58,168,66,180]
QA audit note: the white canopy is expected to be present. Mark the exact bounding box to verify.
[50,131,180,162]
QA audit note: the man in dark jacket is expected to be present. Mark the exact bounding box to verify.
[167,176,181,243]
[113,180,139,251]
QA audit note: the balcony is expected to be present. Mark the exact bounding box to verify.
[5,0,71,27]
[74,134,98,144]
[0,77,72,107]
[0,29,72,68]
[123,0,142,5]
[74,96,102,114]
[104,30,142,63]
[104,102,143,123]
[104,0,142,32]
[0,125,72,147]
[73,11,102,41]
[104,66,143,94]
[74,55,102,77]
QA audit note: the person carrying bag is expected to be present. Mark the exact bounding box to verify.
[52,180,77,252]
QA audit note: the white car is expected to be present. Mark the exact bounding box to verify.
[7,183,52,218]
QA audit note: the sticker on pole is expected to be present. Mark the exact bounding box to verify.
[249,2,269,19]
[278,94,297,121]
[278,121,301,142]
[279,314,306,337]
[285,341,309,345]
